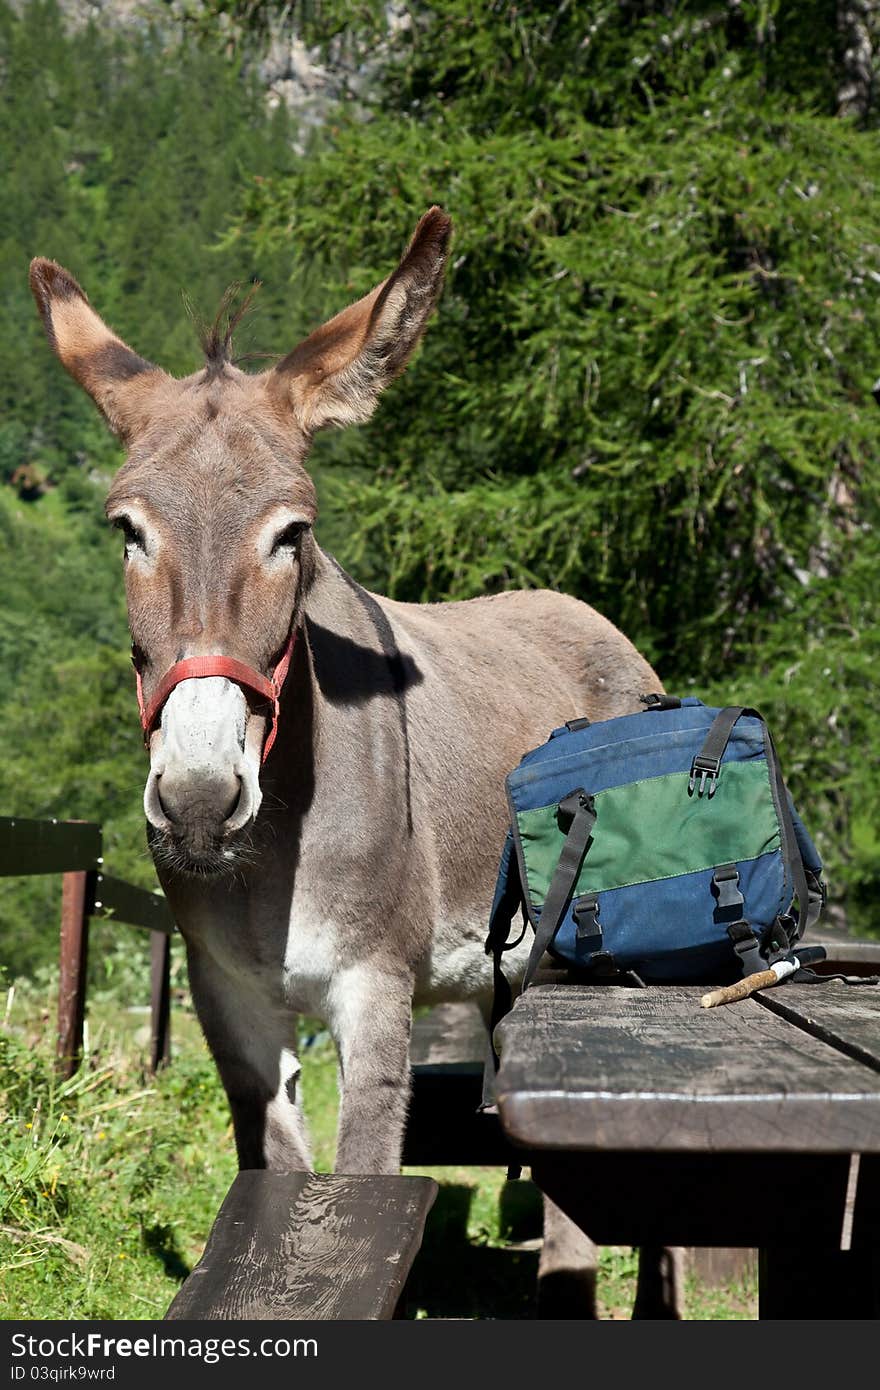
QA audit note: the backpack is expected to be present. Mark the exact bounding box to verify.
[485,695,827,1011]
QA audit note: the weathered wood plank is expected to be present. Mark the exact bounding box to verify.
[165,1171,437,1321]
[756,980,880,1074]
[689,1246,756,1290]
[0,817,100,877]
[93,873,176,935]
[813,939,880,976]
[494,984,880,1153]
[410,1002,488,1066]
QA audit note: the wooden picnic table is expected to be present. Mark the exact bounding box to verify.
[493,961,880,1319]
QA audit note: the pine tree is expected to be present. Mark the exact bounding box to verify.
[229,1,880,926]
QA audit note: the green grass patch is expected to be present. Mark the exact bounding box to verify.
[0,986,237,1319]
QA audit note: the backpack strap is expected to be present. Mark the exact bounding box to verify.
[481,790,596,1135]
[481,832,527,1112]
[521,789,597,991]
[695,706,818,954]
[761,720,812,943]
[688,705,748,797]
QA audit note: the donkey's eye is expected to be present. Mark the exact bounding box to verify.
[114,516,146,553]
[271,522,307,554]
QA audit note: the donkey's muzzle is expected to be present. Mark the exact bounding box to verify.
[154,768,243,829]
[142,675,262,859]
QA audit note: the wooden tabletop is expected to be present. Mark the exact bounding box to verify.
[494,980,880,1154]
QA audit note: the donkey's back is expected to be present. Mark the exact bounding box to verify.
[366,582,661,1006]
[390,584,658,727]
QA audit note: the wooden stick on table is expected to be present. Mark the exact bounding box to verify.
[701,957,799,1009]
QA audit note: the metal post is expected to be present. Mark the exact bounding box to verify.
[57,869,95,1078]
[150,929,172,1072]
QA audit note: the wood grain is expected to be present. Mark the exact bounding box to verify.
[165,1171,437,1321]
[409,1002,488,1066]
[56,869,94,1078]
[813,940,880,975]
[756,981,880,1074]
[494,983,880,1153]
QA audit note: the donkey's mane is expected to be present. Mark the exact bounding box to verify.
[185,281,264,375]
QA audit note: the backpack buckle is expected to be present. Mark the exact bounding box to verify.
[766,917,793,965]
[572,894,602,955]
[689,754,721,798]
[711,864,744,923]
[727,921,764,977]
[557,789,594,830]
[640,693,682,710]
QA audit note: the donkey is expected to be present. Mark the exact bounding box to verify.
[30,208,681,1314]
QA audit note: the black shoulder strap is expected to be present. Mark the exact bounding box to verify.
[762,721,811,941]
[694,706,814,942]
[481,791,596,1113]
[481,832,526,1111]
[521,790,597,991]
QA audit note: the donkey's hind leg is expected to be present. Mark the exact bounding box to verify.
[537,1197,598,1318]
[474,998,600,1318]
[186,945,311,1172]
[631,1245,685,1318]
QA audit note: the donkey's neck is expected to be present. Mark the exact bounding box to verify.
[263,548,419,838]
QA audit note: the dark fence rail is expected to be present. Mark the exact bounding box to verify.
[0,816,176,1076]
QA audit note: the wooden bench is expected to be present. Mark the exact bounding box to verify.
[165,1171,437,1320]
[166,939,877,1322]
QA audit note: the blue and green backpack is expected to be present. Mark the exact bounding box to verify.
[486,695,827,1001]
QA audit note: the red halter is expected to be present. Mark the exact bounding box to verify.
[134,629,297,764]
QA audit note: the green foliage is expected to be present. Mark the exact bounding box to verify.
[0,0,296,492]
[0,0,298,980]
[227,1,880,927]
[1,0,877,990]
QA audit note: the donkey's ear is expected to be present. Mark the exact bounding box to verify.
[29,258,168,441]
[266,206,452,433]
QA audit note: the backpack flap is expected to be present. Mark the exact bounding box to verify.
[504,701,824,984]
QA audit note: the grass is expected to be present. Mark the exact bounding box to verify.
[0,970,757,1320]
[0,979,237,1319]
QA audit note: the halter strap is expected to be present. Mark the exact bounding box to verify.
[134,629,297,764]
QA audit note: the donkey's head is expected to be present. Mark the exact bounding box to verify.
[31,209,451,874]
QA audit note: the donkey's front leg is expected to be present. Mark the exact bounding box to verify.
[328,964,414,1175]
[186,944,312,1173]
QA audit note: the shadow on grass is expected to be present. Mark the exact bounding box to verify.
[142,1222,191,1283]
[402,1181,543,1320]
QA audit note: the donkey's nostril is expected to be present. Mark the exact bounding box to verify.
[154,777,179,826]
[154,771,242,829]
[222,777,244,824]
